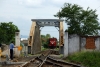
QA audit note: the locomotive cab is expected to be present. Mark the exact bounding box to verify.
[48,38,57,49]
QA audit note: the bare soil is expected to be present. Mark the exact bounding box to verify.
[1,55,38,67]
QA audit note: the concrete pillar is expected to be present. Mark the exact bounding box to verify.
[59,21,64,46]
[59,21,64,54]
[15,32,20,57]
[64,32,68,57]
[28,21,36,54]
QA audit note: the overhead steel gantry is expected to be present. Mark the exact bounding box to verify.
[28,19,64,54]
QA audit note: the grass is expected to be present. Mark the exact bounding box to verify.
[66,51,100,67]
[59,54,63,58]
[41,47,47,51]
[55,47,59,51]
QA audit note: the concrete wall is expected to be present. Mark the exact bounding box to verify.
[80,38,86,50]
[94,38,100,50]
[68,34,80,55]
[64,32,100,57]
[80,37,100,51]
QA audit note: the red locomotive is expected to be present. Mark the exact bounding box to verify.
[48,38,57,49]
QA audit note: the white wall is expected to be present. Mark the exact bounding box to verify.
[64,32,100,57]
[68,34,80,55]
[95,38,100,50]
[80,38,86,50]
[64,32,68,57]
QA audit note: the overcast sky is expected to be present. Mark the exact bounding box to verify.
[0,0,100,39]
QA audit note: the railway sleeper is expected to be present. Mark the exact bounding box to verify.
[44,61,63,67]
[47,56,81,67]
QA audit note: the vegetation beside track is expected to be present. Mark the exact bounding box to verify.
[66,51,100,67]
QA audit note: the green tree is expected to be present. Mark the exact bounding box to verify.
[54,3,100,35]
[0,22,19,44]
[46,34,51,39]
[41,34,51,48]
[41,35,46,45]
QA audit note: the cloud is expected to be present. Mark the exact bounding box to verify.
[18,0,66,8]
[51,0,68,4]
[18,0,46,7]
[1,0,100,38]
[25,0,44,5]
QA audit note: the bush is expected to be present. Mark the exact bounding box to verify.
[43,44,48,48]
[67,51,100,67]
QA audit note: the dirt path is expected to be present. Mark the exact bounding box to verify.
[1,55,37,67]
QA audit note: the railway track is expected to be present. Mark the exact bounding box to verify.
[42,56,81,67]
[18,49,81,67]
[19,50,52,67]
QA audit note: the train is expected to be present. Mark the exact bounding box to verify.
[48,38,57,49]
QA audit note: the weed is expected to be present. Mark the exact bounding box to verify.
[66,51,100,67]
